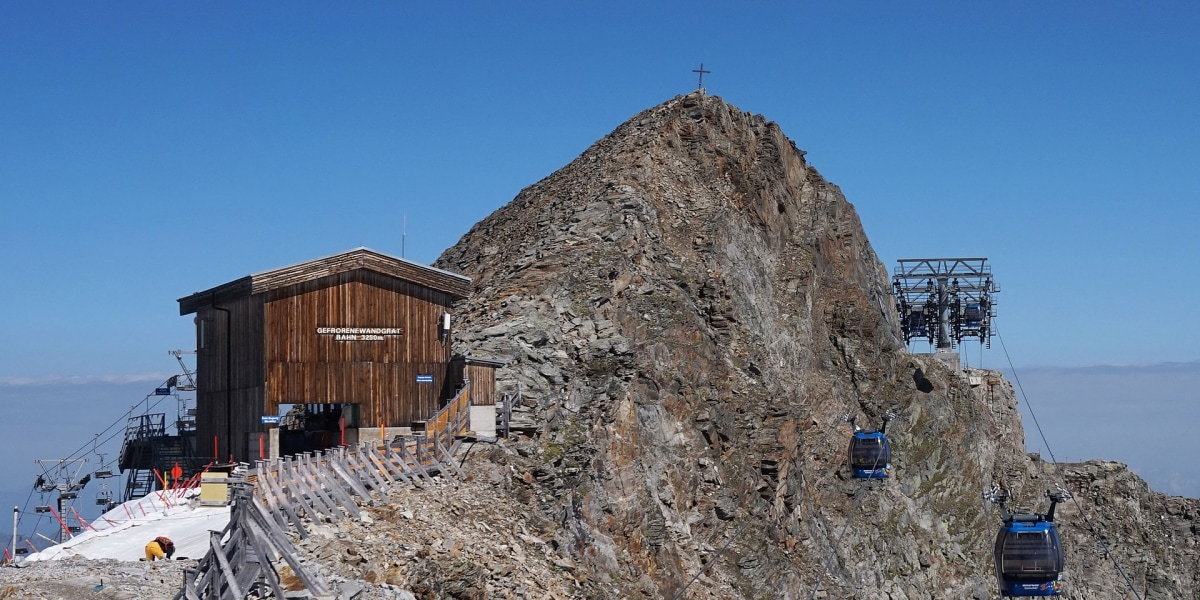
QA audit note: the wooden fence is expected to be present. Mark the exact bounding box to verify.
[175,482,336,600]
[174,388,473,600]
[426,383,469,447]
[498,389,517,439]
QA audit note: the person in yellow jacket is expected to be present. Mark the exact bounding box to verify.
[144,536,175,561]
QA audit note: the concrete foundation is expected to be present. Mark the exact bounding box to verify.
[470,405,496,437]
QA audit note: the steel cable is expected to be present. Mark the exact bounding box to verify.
[995,327,1144,600]
[806,416,888,600]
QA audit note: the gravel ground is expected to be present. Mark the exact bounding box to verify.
[0,557,192,600]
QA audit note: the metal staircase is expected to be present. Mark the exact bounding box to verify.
[118,413,203,501]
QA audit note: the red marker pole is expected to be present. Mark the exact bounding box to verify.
[46,506,70,540]
[70,507,97,533]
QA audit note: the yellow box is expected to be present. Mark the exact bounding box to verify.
[199,473,229,506]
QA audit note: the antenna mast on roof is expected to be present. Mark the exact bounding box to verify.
[402,213,406,259]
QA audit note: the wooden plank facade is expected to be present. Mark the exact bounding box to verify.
[448,355,506,406]
[179,248,479,463]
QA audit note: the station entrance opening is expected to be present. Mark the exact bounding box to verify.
[277,403,360,455]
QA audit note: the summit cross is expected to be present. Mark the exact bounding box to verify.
[692,63,710,89]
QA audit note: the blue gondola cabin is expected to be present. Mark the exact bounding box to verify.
[985,487,1071,597]
[993,517,1065,596]
[848,431,892,479]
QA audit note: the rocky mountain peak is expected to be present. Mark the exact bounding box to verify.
[433,93,1199,598]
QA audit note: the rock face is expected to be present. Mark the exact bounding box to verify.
[433,91,1199,599]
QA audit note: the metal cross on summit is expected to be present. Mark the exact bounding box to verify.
[692,63,710,90]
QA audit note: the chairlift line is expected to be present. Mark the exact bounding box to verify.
[845,411,896,480]
[16,351,199,549]
[984,484,1071,597]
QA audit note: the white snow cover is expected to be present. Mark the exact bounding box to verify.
[25,486,230,562]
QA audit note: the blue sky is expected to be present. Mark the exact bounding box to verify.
[2,2,1198,533]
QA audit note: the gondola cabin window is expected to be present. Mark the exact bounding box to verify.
[849,434,892,470]
[998,527,1064,575]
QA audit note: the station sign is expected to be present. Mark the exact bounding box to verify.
[416,374,433,383]
[316,326,402,342]
[261,415,281,424]
[155,387,171,395]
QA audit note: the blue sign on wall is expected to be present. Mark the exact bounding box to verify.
[154,387,171,395]
[261,415,281,424]
[416,374,433,383]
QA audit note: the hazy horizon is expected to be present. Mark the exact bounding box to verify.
[2,358,1194,542]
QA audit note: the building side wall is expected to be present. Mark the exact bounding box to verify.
[194,296,266,462]
[262,271,454,427]
[466,363,497,406]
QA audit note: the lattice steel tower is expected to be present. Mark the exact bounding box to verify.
[892,258,998,350]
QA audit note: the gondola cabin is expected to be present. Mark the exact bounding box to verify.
[848,431,892,479]
[964,302,983,328]
[903,307,928,340]
[993,516,1065,597]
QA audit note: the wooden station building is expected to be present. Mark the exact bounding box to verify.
[178,248,487,463]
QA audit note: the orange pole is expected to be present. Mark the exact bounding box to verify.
[340,418,345,446]
[46,506,71,539]
[70,507,97,532]
[213,436,218,461]
[259,434,265,460]
[183,468,206,490]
